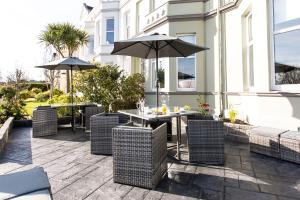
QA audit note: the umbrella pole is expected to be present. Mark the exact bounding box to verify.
[71,67,74,132]
[155,42,159,111]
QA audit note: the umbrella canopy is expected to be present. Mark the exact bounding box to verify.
[35,57,96,70]
[111,33,208,59]
[111,33,208,109]
[35,57,97,131]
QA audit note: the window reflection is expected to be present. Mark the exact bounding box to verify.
[106,19,114,44]
[177,35,196,89]
[273,0,300,85]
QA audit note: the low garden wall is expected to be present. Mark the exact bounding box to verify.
[0,117,14,154]
[224,122,253,143]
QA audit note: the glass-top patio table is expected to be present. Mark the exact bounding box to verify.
[118,109,199,160]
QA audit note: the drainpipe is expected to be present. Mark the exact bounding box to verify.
[217,0,226,117]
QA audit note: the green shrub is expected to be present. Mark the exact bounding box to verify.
[0,87,26,122]
[0,86,16,101]
[19,90,33,100]
[21,82,49,91]
[53,88,64,96]
[31,87,42,94]
[35,91,50,102]
[48,94,72,117]
[74,64,144,112]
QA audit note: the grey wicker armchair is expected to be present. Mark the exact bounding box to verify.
[186,120,224,165]
[32,107,57,138]
[85,105,104,131]
[90,113,129,155]
[112,122,167,189]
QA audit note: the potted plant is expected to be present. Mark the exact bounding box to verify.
[223,107,253,143]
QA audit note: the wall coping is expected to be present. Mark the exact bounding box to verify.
[0,117,15,154]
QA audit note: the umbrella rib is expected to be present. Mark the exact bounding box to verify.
[144,41,155,58]
[165,40,186,57]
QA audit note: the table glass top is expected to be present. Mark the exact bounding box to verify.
[118,109,199,120]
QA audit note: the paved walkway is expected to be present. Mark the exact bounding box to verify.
[0,127,299,200]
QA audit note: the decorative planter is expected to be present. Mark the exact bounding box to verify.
[224,122,253,143]
[0,117,14,154]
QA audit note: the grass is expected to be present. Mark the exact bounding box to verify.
[24,100,49,117]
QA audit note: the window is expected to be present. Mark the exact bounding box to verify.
[88,35,94,54]
[106,18,114,44]
[125,12,130,39]
[150,0,155,12]
[151,59,165,89]
[177,35,196,90]
[245,13,254,89]
[136,1,142,33]
[273,0,300,88]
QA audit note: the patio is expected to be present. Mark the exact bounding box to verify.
[0,127,299,200]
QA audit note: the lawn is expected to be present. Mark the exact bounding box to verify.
[24,99,49,117]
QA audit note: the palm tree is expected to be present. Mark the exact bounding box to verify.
[39,23,89,93]
[39,23,89,57]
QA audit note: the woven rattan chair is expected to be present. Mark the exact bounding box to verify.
[32,107,57,138]
[186,120,224,164]
[112,122,167,189]
[85,105,104,131]
[90,113,129,155]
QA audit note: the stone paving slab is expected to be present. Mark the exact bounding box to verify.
[0,127,300,200]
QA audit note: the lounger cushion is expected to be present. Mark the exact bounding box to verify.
[250,126,287,138]
[0,167,51,200]
[13,190,52,200]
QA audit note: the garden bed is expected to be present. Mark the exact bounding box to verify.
[0,117,14,154]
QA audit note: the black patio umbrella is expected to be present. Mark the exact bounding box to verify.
[35,57,97,130]
[111,33,208,110]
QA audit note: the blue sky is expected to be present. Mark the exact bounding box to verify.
[0,0,97,81]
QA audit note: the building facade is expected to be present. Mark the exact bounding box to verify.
[79,0,300,131]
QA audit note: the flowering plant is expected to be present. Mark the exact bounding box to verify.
[197,95,210,115]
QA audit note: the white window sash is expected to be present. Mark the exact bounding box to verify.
[176,34,197,91]
[270,0,300,91]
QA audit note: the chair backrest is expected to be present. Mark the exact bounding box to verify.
[187,120,224,137]
[187,114,214,120]
[85,106,105,130]
[33,108,57,122]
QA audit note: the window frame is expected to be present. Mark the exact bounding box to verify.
[245,12,255,91]
[270,0,300,91]
[105,18,114,45]
[124,11,130,39]
[150,58,166,91]
[176,34,197,91]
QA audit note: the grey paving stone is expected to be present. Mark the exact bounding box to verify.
[259,182,300,199]
[225,187,277,200]
[123,187,150,200]
[1,127,300,200]
[193,174,224,192]
[200,188,224,200]
[85,178,132,200]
